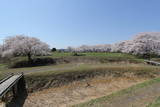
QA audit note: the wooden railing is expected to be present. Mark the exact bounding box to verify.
[144,60,160,66]
[0,73,23,100]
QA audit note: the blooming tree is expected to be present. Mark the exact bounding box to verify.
[68,32,160,57]
[111,32,160,56]
[1,35,50,61]
[68,44,111,52]
[1,32,160,60]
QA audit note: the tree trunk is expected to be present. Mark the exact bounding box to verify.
[27,53,32,62]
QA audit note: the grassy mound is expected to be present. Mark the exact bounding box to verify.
[9,57,56,68]
[6,52,143,68]
[24,64,160,93]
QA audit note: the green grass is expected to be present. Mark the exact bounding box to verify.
[50,52,140,59]
[0,59,159,93]
[0,51,155,81]
[42,52,141,60]
[1,52,144,68]
[26,63,159,76]
[82,52,135,57]
[51,52,143,63]
[146,96,160,107]
[73,77,160,107]
[0,64,7,70]
[0,64,8,79]
[0,61,159,80]
[51,52,73,58]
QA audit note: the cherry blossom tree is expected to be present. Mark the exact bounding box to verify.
[112,32,160,57]
[68,44,111,52]
[68,32,160,57]
[1,35,50,61]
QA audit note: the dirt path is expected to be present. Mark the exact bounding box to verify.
[23,65,76,74]
[96,81,160,107]
[23,76,147,107]
[7,63,82,75]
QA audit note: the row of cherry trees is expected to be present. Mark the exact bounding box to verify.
[1,32,160,60]
[68,44,112,52]
[0,35,50,61]
[68,32,160,56]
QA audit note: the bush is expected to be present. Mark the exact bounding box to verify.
[73,52,86,56]
[51,48,57,52]
[136,53,160,59]
[9,57,56,68]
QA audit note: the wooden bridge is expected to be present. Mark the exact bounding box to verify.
[0,73,25,107]
[144,60,160,66]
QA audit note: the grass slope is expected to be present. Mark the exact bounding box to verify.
[73,78,160,107]
[24,63,160,92]
[52,52,143,62]
[146,97,160,107]
[0,61,160,91]
[6,52,143,68]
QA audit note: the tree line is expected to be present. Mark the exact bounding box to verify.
[67,32,160,57]
[1,32,160,61]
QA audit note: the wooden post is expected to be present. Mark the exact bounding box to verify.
[12,86,16,98]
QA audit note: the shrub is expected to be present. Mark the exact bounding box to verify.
[9,57,56,68]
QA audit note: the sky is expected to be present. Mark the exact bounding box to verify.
[0,0,160,48]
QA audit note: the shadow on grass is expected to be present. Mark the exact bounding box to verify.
[10,57,56,68]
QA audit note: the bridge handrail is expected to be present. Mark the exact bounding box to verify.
[0,73,23,99]
[0,74,13,84]
[144,60,160,65]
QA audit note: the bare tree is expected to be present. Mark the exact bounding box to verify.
[1,35,50,61]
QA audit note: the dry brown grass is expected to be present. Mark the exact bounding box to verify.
[24,63,160,93]
[24,74,148,107]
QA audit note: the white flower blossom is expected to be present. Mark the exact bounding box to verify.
[0,35,50,60]
[69,32,160,56]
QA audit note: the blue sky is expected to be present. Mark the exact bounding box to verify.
[0,0,160,48]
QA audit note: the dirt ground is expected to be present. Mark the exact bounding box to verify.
[23,76,147,107]
[0,102,5,107]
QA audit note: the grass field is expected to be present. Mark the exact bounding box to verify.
[0,52,144,74]
[3,52,144,68]
[0,52,158,91]
[24,63,160,92]
[10,52,143,62]
[1,52,160,106]
[26,63,160,76]
[51,52,143,62]
[51,52,138,58]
